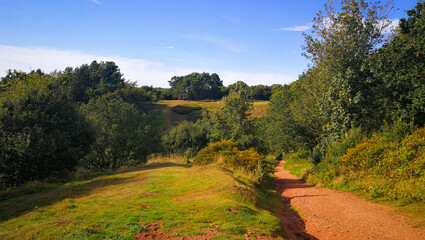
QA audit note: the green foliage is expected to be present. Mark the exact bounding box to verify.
[79,96,159,170]
[162,120,209,155]
[0,73,92,188]
[381,119,411,143]
[309,126,425,203]
[193,140,238,165]
[304,0,393,137]
[193,140,268,182]
[264,78,320,153]
[169,72,223,100]
[60,61,128,103]
[208,90,266,153]
[368,1,425,127]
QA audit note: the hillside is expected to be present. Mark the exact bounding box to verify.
[155,100,268,130]
[0,158,284,239]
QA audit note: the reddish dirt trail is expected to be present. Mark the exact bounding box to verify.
[275,160,425,240]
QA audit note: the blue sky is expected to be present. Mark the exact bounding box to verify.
[0,0,416,87]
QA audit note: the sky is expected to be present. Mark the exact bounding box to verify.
[0,0,417,88]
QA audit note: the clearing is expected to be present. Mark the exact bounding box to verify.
[154,100,268,130]
[275,160,425,240]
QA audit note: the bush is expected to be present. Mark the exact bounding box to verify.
[193,140,268,183]
[193,140,237,165]
[79,96,160,170]
[0,74,92,189]
[162,120,209,155]
[311,126,425,203]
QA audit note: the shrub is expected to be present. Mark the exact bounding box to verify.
[193,140,265,171]
[79,97,159,170]
[311,126,425,203]
[0,74,92,189]
[193,140,237,165]
[162,120,209,155]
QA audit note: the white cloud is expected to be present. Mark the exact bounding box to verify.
[0,45,180,87]
[88,0,101,4]
[279,24,312,32]
[163,46,175,49]
[0,45,296,88]
[382,19,399,34]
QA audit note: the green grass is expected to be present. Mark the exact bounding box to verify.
[155,100,268,130]
[0,160,284,239]
[281,152,313,180]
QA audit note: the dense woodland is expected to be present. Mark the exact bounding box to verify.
[1,0,425,205]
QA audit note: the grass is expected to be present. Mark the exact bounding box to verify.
[0,157,284,239]
[155,100,268,130]
[281,152,313,181]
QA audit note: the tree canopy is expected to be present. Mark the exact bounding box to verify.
[168,72,223,100]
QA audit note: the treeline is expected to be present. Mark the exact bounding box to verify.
[0,61,274,189]
[0,61,162,189]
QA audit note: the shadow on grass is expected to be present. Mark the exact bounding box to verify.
[0,162,190,222]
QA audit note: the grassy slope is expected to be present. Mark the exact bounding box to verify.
[154,100,268,130]
[0,160,284,239]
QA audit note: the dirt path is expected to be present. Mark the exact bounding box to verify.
[275,160,425,240]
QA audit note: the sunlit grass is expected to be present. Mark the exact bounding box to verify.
[0,157,284,239]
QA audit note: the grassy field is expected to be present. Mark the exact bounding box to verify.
[154,100,268,130]
[0,157,284,239]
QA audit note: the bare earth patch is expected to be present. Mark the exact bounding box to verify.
[275,160,425,240]
[135,203,152,208]
[49,219,73,226]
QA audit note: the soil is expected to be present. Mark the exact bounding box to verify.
[275,160,425,240]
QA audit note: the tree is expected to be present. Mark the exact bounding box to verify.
[369,1,425,127]
[79,96,159,170]
[61,61,128,103]
[264,84,316,153]
[169,72,223,100]
[303,0,393,137]
[208,90,266,153]
[0,73,92,188]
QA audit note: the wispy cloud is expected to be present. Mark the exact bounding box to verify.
[88,0,101,4]
[163,46,175,49]
[0,45,296,87]
[279,24,312,32]
[185,35,245,53]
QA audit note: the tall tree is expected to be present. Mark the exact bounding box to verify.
[369,1,425,127]
[208,90,266,153]
[303,0,393,137]
[61,61,128,103]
